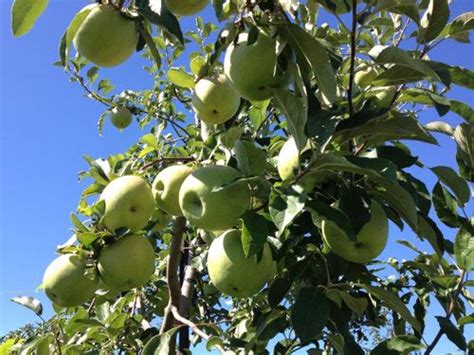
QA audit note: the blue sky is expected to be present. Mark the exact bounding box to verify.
[0,0,472,352]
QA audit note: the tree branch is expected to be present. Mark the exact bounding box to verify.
[347,0,358,120]
[425,270,466,354]
[160,217,187,352]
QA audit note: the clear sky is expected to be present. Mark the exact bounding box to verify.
[0,0,472,352]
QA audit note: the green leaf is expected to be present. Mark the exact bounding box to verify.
[190,55,206,76]
[454,123,474,181]
[59,4,95,67]
[458,314,474,326]
[206,336,224,352]
[167,67,195,88]
[371,335,425,354]
[454,221,474,271]
[435,316,467,350]
[241,211,269,258]
[268,277,292,308]
[273,89,308,151]
[269,185,307,234]
[233,140,267,177]
[416,215,445,256]
[11,296,43,316]
[371,46,440,82]
[142,326,181,355]
[432,182,464,228]
[450,100,474,124]
[440,12,474,43]
[136,0,183,44]
[329,290,368,316]
[431,166,470,205]
[77,232,99,248]
[425,121,455,136]
[11,0,48,37]
[376,0,419,24]
[427,62,474,90]
[418,0,450,42]
[291,288,329,341]
[359,284,421,332]
[70,213,89,233]
[281,24,337,104]
[336,113,437,146]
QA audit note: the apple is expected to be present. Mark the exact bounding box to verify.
[98,234,156,291]
[179,165,250,231]
[73,4,138,67]
[110,106,132,129]
[192,75,241,125]
[354,66,377,88]
[224,30,290,101]
[321,201,389,263]
[150,208,172,232]
[372,86,397,109]
[164,0,209,16]
[100,175,155,233]
[207,229,274,298]
[43,254,98,307]
[277,137,299,181]
[152,165,193,216]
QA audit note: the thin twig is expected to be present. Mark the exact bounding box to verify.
[425,270,466,354]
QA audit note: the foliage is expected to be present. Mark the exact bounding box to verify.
[6,0,474,353]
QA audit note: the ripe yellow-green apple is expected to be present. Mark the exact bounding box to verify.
[152,165,193,216]
[321,201,389,263]
[164,0,209,16]
[277,137,299,181]
[100,175,154,232]
[354,66,378,88]
[179,166,250,231]
[73,4,138,67]
[192,75,240,125]
[110,106,132,129]
[43,254,98,307]
[207,229,274,298]
[372,86,397,109]
[98,234,155,291]
[150,208,172,232]
[224,30,290,101]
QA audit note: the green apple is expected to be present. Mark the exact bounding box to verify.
[321,201,389,263]
[277,137,299,181]
[150,208,172,232]
[43,254,98,307]
[372,86,397,109]
[73,4,138,67]
[224,30,290,101]
[98,234,156,291]
[207,229,274,298]
[110,106,132,129]
[179,165,250,231]
[164,0,209,16]
[152,165,193,216]
[354,67,378,88]
[100,175,155,233]
[192,75,241,125]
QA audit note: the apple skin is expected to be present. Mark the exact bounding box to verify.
[192,75,241,125]
[100,175,155,233]
[321,201,389,263]
[224,31,290,101]
[164,0,209,16]
[277,137,299,181]
[110,106,132,129]
[150,208,172,232]
[354,67,377,88]
[152,165,193,216]
[98,234,156,291]
[43,254,98,307]
[73,4,138,67]
[207,229,274,298]
[179,165,250,231]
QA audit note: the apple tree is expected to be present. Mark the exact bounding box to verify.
[4,0,474,353]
